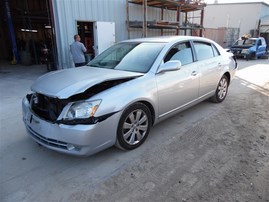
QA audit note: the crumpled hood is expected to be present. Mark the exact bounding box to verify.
[31,66,143,99]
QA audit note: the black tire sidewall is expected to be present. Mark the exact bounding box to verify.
[116,102,152,150]
[216,75,228,102]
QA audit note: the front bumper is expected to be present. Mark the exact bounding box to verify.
[232,49,256,59]
[232,50,248,58]
[22,97,121,156]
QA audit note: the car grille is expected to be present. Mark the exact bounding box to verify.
[30,93,67,122]
[27,126,69,150]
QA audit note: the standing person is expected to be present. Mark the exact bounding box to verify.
[70,34,87,67]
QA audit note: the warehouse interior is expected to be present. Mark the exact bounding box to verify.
[0,0,57,69]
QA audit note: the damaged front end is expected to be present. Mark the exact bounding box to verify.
[26,78,136,125]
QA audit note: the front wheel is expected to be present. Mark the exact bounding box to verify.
[116,102,152,150]
[210,75,229,103]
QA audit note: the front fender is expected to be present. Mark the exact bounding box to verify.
[89,74,158,122]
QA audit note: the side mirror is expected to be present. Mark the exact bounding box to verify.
[157,60,181,74]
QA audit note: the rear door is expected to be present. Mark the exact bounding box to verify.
[193,41,221,97]
[156,41,199,118]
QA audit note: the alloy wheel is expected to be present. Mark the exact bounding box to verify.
[217,77,228,100]
[122,109,149,145]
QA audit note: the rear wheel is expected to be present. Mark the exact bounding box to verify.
[210,75,229,103]
[116,103,152,150]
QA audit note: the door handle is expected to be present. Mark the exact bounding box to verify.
[191,71,198,76]
[218,63,222,69]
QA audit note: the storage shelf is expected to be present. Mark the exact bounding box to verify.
[126,0,206,37]
[128,0,206,12]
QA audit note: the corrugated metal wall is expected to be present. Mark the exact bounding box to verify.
[52,0,178,69]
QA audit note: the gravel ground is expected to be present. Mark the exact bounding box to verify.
[71,59,269,202]
[0,59,268,202]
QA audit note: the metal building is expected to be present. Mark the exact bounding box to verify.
[51,0,205,69]
[1,0,205,70]
[52,0,178,69]
[202,2,269,43]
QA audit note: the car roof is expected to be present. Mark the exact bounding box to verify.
[122,36,212,43]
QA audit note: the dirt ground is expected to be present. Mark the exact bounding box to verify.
[74,59,269,202]
[1,59,269,202]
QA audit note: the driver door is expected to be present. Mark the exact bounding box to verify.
[156,41,199,118]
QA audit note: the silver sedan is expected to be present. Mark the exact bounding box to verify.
[22,36,237,156]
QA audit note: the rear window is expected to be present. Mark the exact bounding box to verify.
[194,42,214,61]
[212,44,220,56]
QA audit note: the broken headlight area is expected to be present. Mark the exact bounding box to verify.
[28,93,69,123]
[26,78,135,124]
[27,94,116,125]
[64,100,101,119]
[56,112,117,125]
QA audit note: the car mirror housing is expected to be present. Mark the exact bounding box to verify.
[157,60,182,74]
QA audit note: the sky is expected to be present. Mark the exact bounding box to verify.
[204,0,269,4]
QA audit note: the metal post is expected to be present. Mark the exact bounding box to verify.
[143,0,147,37]
[176,6,181,35]
[257,19,261,37]
[161,8,164,36]
[48,0,59,70]
[200,9,204,37]
[4,0,19,63]
[126,0,130,39]
[184,12,188,36]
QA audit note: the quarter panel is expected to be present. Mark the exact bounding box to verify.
[197,57,221,96]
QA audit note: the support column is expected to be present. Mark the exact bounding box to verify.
[184,12,188,35]
[176,6,181,35]
[200,9,204,37]
[4,0,19,63]
[126,0,130,39]
[161,8,164,36]
[143,0,147,37]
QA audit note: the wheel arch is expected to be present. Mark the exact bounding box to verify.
[224,72,231,86]
[138,101,155,126]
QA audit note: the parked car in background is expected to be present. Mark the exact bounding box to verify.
[22,36,237,156]
[230,37,267,60]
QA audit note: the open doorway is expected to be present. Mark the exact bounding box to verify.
[77,21,95,62]
[76,21,116,62]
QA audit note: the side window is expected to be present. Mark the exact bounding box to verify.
[212,44,220,57]
[194,42,214,61]
[258,40,262,46]
[164,42,193,66]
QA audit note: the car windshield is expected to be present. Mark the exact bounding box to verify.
[88,42,165,73]
[234,39,256,46]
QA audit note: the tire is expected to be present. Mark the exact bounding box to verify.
[116,102,152,150]
[210,75,229,103]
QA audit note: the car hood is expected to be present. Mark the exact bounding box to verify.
[31,66,143,99]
